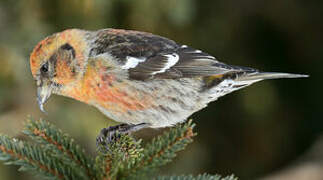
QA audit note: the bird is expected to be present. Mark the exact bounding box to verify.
[29,28,308,146]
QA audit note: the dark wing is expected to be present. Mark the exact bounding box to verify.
[89,29,255,80]
[89,29,178,59]
[128,46,241,80]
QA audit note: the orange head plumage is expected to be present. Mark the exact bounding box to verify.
[29,29,89,112]
[30,29,89,80]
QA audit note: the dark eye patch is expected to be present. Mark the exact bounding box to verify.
[60,43,76,58]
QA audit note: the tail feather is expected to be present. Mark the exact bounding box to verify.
[204,71,308,102]
[236,72,309,81]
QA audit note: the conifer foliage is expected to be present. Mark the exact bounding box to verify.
[0,118,237,180]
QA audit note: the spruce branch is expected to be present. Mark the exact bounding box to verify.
[95,132,143,180]
[0,118,238,180]
[122,120,196,179]
[95,153,113,180]
[0,135,80,179]
[155,174,237,180]
[23,118,95,179]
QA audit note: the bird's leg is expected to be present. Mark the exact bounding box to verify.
[96,123,148,150]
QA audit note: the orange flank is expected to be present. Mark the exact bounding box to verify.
[62,61,152,114]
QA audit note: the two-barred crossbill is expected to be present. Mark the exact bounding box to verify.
[29,28,307,143]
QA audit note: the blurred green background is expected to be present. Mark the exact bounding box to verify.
[0,0,321,179]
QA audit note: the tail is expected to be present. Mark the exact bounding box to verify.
[203,71,308,102]
[236,72,309,82]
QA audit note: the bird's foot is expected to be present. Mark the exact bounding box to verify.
[96,123,148,151]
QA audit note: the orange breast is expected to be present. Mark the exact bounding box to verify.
[63,62,152,114]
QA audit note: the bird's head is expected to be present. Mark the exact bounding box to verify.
[30,29,89,113]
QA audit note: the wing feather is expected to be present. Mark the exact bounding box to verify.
[128,46,241,80]
[89,29,255,80]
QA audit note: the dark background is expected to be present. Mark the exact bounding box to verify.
[0,0,321,179]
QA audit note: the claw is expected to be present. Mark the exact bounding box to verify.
[96,123,149,151]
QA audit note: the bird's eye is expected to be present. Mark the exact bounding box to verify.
[40,63,49,73]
